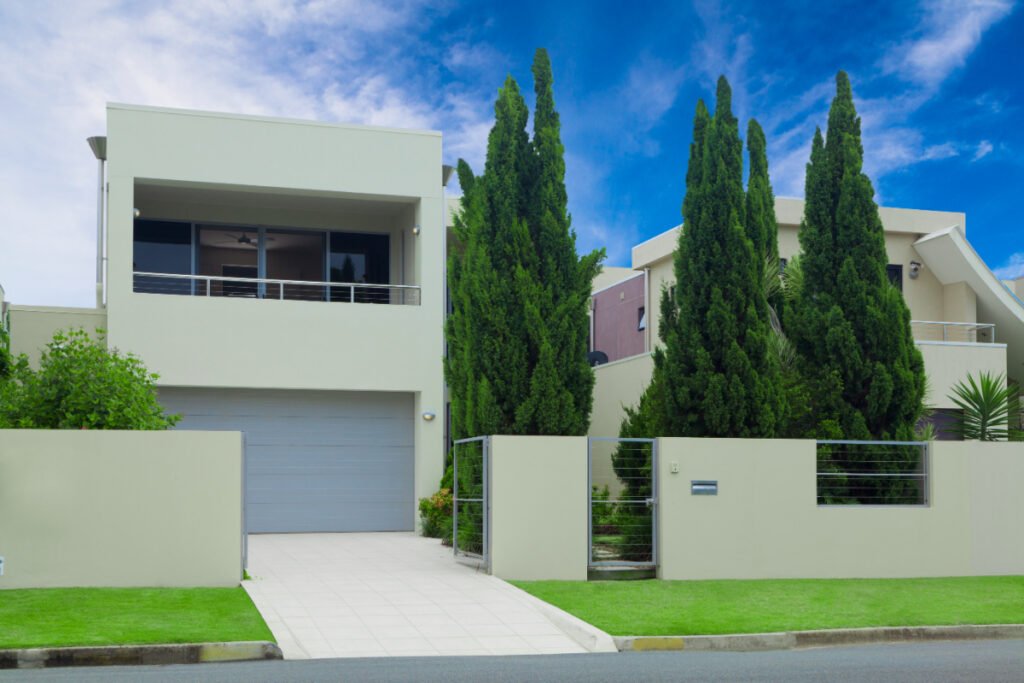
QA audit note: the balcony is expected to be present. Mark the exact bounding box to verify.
[911,320,995,344]
[133,272,420,305]
[911,320,1007,410]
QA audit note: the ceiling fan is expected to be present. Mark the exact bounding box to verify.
[212,232,274,247]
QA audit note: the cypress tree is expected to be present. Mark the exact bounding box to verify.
[637,76,783,438]
[786,71,926,440]
[445,50,603,442]
[445,77,533,441]
[746,119,782,315]
[516,48,604,435]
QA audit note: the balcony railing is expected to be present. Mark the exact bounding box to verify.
[133,272,421,306]
[911,320,995,343]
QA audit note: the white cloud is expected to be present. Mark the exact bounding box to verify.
[972,139,994,161]
[883,0,1015,89]
[444,41,505,73]
[689,0,754,121]
[0,0,494,307]
[994,252,1024,280]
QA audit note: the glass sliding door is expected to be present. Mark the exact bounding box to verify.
[265,230,326,301]
[197,226,259,297]
[329,232,390,303]
[133,219,192,294]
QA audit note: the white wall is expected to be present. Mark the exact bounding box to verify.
[8,306,107,367]
[917,341,1007,409]
[0,430,243,588]
[489,436,588,580]
[657,438,1024,580]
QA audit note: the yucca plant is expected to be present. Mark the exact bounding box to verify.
[948,372,1014,441]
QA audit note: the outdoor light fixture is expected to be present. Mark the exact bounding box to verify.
[909,261,922,279]
[412,225,421,236]
[133,208,141,218]
[422,412,436,421]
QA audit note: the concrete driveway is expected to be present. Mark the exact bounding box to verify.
[243,533,589,659]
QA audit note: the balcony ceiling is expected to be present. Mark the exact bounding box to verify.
[135,180,415,221]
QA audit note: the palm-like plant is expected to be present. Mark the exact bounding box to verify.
[948,372,1014,441]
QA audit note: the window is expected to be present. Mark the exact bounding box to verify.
[638,306,647,331]
[133,219,192,294]
[266,230,326,301]
[197,226,259,297]
[330,232,390,303]
[886,264,903,292]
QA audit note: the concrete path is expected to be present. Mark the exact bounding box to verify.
[242,533,587,659]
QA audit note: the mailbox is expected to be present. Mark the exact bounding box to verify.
[691,480,718,495]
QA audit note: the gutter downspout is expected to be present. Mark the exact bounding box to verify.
[87,136,107,308]
[643,267,651,353]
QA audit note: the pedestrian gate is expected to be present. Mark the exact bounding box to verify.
[588,437,657,570]
[453,436,490,571]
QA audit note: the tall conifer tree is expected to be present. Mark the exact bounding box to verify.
[445,49,603,442]
[746,119,782,314]
[631,77,783,438]
[786,71,926,439]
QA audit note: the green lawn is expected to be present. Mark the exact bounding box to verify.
[0,587,274,650]
[513,576,1024,636]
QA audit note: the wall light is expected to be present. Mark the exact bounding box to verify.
[422,412,436,422]
[133,208,141,218]
[412,225,421,236]
[909,261,922,279]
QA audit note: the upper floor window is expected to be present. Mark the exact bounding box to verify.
[886,264,903,292]
[133,220,192,294]
[638,306,647,331]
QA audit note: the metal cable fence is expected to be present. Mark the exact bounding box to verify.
[452,436,489,569]
[588,437,657,567]
[817,440,929,506]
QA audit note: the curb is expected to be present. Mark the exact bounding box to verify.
[495,582,619,653]
[0,641,282,670]
[615,624,1024,652]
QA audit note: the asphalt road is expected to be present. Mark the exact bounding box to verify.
[3,640,1023,682]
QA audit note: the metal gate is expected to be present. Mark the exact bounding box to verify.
[453,436,490,571]
[588,437,657,569]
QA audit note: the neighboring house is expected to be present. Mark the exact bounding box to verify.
[7,104,449,534]
[589,197,1024,437]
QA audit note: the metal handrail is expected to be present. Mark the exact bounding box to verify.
[910,320,996,343]
[133,271,420,290]
[133,271,421,305]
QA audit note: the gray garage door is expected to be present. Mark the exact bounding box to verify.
[160,388,415,533]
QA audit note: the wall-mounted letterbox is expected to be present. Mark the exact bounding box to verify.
[691,480,718,495]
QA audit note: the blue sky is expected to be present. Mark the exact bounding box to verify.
[0,0,1021,306]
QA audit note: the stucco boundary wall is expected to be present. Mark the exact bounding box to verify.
[486,436,1024,581]
[0,430,243,589]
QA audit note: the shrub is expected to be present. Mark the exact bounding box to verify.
[591,485,617,534]
[948,371,1015,441]
[418,487,452,543]
[0,312,11,379]
[0,328,179,430]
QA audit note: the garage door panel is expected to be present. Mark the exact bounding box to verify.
[161,388,414,532]
[170,418,413,445]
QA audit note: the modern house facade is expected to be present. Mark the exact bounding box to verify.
[6,104,449,534]
[5,105,1023,542]
[590,197,1024,437]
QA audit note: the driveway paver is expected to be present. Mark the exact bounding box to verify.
[243,532,588,659]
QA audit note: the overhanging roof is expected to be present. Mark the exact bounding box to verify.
[914,226,1024,382]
